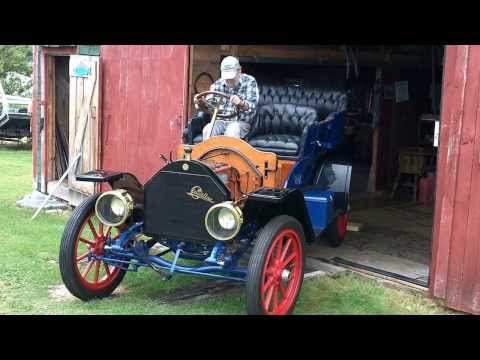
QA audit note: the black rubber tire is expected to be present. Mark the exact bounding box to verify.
[246,215,305,315]
[59,194,127,301]
[325,215,346,248]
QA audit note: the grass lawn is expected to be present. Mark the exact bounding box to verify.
[0,146,455,315]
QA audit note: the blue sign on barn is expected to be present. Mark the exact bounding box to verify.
[72,61,91,78]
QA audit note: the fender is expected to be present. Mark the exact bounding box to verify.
[242,188,315,244]
[76,170,144,204]
[314,162,352,214]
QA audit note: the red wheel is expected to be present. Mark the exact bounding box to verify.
[74,213,123,291]
[59,195,127,301]
[325,213,348,247]
[246,216,305,315]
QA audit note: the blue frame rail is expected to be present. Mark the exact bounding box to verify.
[94,222,248,282]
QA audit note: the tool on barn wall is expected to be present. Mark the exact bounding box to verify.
[55,120,69,178]
[366,67,383,193]
[349,46,359,78]
[31,62,98,220]
[342,46,350,79]
[342,46,359,80]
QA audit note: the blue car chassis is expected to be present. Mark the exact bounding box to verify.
[88,222,249,282]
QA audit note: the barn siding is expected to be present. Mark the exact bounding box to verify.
[99,45,189,184]
[430,45,480,314]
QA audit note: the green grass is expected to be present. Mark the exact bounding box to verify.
[0,147,454,315]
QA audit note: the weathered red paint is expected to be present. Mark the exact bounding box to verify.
[99,46,190,185]
[430,45,480,314]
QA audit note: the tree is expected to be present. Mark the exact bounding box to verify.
[0,45,33,97]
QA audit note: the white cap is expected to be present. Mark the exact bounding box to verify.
[221,56,240,80]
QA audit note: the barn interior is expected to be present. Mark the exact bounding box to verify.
[189,45,444,288]
[47,55,71,201]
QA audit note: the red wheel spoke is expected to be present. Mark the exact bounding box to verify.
[79,237,95,246]
[279,282,287,298]
[272,286,279,311]
[264,285,275,312]
[103,262,111,276]
[266,254,276,270]
[280,238,292,261]
[93,261,100,283]
[273,239,281,260]
[77,251,90,262]
[262,274,275,292]
[270,242,279,261]
[82,260,94,278]
[282,253,297,268]
[264,268,274,277]
[87,220,99,238]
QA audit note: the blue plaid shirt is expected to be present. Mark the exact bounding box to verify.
[208,73,259,123]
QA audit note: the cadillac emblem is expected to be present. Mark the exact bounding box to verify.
[186,186,214,204]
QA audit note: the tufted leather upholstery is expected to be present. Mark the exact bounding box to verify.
[258,85,347,120]
[246,104,318,157]
[183,85,348,152]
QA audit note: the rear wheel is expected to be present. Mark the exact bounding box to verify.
[59,195,127,301]
[246,216,305,315]
[325,213,348,247]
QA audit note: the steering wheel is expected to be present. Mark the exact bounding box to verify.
[194,91,239,119]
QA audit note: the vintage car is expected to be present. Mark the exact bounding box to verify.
[59,88,351,315]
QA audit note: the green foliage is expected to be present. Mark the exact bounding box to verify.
[0,45,33,96]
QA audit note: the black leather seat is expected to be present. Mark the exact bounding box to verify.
[258,85,347,121]
[246,104,318,157]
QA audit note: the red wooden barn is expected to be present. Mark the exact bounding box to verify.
[31,45,480,314]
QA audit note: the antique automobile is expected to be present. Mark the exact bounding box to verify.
[59,88,351,315]
[0,82,32,140]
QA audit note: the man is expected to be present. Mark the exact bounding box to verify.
[196,56,259,140]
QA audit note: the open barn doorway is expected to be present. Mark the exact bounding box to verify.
[189,45,443,288]
[46,55,70,201]
[305,47,443,289]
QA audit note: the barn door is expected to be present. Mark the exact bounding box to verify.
[430,45,480,314]
[68,55,100,195]
[100,45,190,184]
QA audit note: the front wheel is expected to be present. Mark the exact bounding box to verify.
[59,195,127,301]
[246,216,305,315]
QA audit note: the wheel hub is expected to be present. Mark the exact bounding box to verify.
[91,237,105,255]
[281,269,291,282]
[271,265,291,284]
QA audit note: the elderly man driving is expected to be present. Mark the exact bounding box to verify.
[195,56,259,140]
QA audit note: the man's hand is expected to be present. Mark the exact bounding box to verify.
[194,96,201,110]
[230,95,243,106]
[231,95,249,110]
